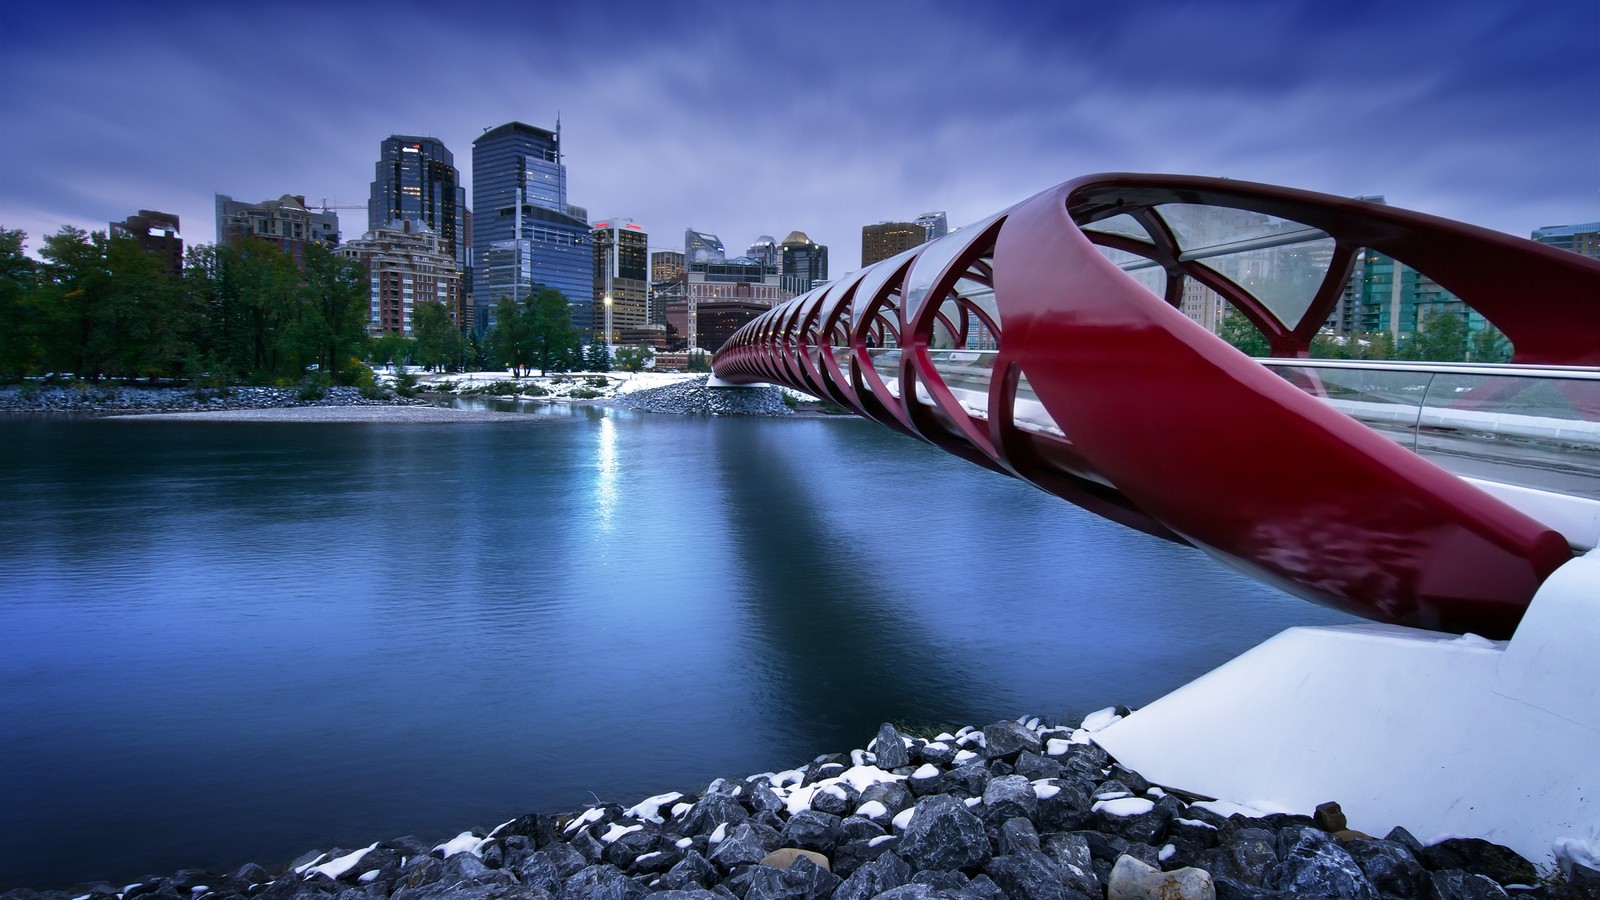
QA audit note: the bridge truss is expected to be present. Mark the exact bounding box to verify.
[712,174,1600,638]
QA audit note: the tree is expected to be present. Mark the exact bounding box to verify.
[370,332,415,368]
[1218,309,1270,357]
[582,342,611,372]
[0,228,41,380]
[1405,308,1468,363]
[300,244,369,382]
[104,231,197,379]
[485,295,534,376]
[1469,325,1511,363]
[412,300,463,371]
[614,345,653,372]
[687,348,712,372]
[528,287,579,376]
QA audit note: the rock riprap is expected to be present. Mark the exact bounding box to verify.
[612,377,792,417]
[3,716,1587,900]
[0,384,423,413]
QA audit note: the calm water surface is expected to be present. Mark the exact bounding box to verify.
[0,405,1356,888]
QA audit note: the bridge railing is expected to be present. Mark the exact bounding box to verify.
[841,347,1600,546]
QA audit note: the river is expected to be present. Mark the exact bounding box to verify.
[0,404,1356,889]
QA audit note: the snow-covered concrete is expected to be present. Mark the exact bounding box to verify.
[1092,548,1600,871]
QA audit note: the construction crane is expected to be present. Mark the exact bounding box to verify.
[311,198,366,212]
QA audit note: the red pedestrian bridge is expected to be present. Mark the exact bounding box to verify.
[711,174,1600,639]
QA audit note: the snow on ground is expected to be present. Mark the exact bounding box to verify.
[408,369,701,401]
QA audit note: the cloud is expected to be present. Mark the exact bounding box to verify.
[1,0,1594,269]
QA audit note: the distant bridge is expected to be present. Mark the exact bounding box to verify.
[712,174,1600,639]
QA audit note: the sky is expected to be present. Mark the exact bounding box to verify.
[1,0,1596,272]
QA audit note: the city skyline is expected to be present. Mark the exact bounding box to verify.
[2,0,1596,274]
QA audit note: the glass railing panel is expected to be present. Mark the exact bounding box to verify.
[1081,213,1152,241]
[866,348,902,399]
[1193,236,1336,329]
[1013,371,1065,438]
[925,350,995,420]
[902,212,1002,321]
[1265,363,1428,449]
[1416,374,1600,500]
[1153,204,1323,254]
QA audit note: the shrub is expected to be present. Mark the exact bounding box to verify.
[298,371,332,401]
[568,387,604,399]
[351,365,386,400]
[484,380,519,395]
[585,376,609,388]
[521,384,550,397]
[393,369,419,398]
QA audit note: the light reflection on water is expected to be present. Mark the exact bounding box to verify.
[0,409,1356,889]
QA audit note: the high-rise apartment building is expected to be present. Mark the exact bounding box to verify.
[592,220,650,345]
[780,231,828,296]
[368,136,468,272]
[1532,222,1600,260]
[861,221,926,266]
[215,194,340,266]
[917,211,949,241]
[337,220,463,336]
[110,210,183,274]
[471,121,594,335]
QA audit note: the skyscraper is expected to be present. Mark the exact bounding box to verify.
[916,211,949,241]
[592,219,649,345]
[471,121,594,334]
[780,231,828,296]
[861,221,925,266]
[368,135,467,272]
[685,229,725,266]
[745,235,780,273]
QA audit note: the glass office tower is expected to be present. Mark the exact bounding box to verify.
[368,136,468,269]
[471,121,594,335]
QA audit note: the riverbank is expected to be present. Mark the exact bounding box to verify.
[2,713,1585,900]
[0,373,825,419]
[0,384,428,415]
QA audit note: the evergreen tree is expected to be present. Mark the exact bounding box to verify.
[0,229,41,380]
[614,345,653,372]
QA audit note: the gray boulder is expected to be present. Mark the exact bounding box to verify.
[1268,827,1377,898]
[898,795,993,872]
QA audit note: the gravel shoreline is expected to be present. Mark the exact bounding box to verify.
[2,714,1587,900]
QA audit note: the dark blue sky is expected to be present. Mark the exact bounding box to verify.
[2,0,1596,269]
